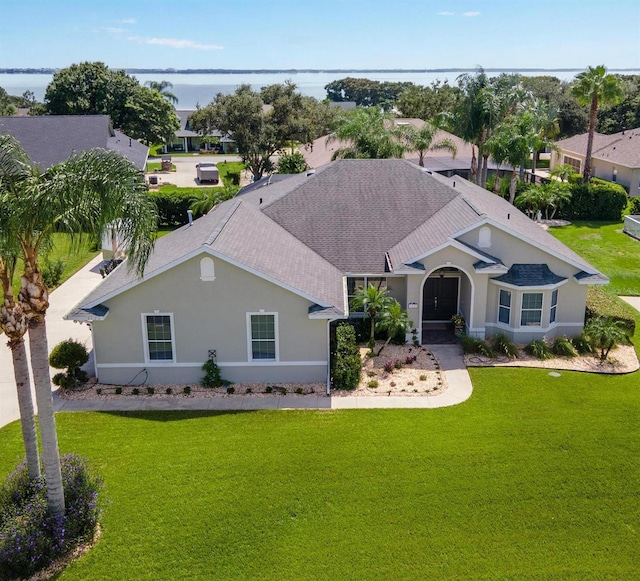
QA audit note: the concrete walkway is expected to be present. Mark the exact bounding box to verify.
[53,343,472,413]
[1,255,474,429]
[620,296,640,313]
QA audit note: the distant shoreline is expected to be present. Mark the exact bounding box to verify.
[2,67,640,75]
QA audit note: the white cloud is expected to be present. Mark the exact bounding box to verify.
[127,36,223,50]
[462,11,481,17]
[437,11,455,16]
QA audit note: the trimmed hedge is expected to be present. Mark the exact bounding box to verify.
[585,286,636,335]
[148,189,197,227]
[557,182,628,221]
[331,323,361,390]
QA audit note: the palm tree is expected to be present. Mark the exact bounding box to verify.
[375,300,413,356]
[550,163,575,182]
[327,108,405,160]
[584,317,629,361]
[1,135,157,515]
[145,80,178,104]
[350,284,392,347]
[398,122,457,167]
[0,136,40,479]
[521,98,560,176]
[570,66,624,183]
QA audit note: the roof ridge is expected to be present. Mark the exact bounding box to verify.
[203,199,242,246]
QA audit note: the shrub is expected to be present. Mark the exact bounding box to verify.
[265,386,273,394]
[132,388,140,395]
[166,387,172,395]
[557,182,628,221]
[183,386,191,395]
[42,258,65,288]
[489,333,518,358]
[148,189,197,226]
[405,355,417,365]
[552,336,578,357]
[49,339,89,388]
[245,388,252,394]
[368,380,379,388]
[0,455,103,580]
[419,374,427,381]
[147,387,155,395]
[383,361,394,373]
[629,197,640,215]
[115,387,122,395]
[294,387,303,395]
[394,360,403,369]
[460,334,493,357]
[525,338,552,359]
[332,324,361,390]
[276,152,308,174]
[226,386,235,395]
[201,358,226,388]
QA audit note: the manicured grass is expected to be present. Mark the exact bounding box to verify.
[146,161,176,172]
[1,369,639,580]
[549,221,640,295]
[11,233,99,296]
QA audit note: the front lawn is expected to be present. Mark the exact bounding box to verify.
[549,221,640,295]
[1,369,638,579]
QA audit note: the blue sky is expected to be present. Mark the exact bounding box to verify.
[1,0,639,70]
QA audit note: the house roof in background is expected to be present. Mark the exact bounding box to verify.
[174,109,225,139]
[0,115,148,170]
[556,127,640,169]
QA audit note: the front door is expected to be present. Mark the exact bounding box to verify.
[423,277,459,321]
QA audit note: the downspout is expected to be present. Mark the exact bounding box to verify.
[89,322,98,381]
[326,319,333,396]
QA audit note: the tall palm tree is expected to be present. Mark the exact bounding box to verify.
[375,300,412,356]
[350,284,392,347]
[570,66,624,183]
[0,136,40,479]
[398,122,457,167]
[2,136,158,515]
[144,80,179,104]
[327,108,405,160]
[521,98,560,176]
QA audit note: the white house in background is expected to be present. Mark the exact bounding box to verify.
[66,159,607,387]
[551,127,640,194]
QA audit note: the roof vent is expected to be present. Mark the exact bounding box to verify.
[259,197,263,205]
[187,209,193,226]
[306,169,316,177]
[423,168,432,174]
[453,181,456,188]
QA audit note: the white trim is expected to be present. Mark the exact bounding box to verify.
[85,247,334,310]
[246,312,279,362]
[419,265,475,331]
[141,313,176,364]
[96,360,327,369]
[519,291,544,327]
[485,322,583,334]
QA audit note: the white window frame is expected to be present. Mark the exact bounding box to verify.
[520,292,544,327]
[246,312,279,362]
[141,313,176,364]
[550,289,558,324]
[498,289,511,325]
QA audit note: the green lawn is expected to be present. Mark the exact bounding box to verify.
[549,221,640,296]
[11,233,99,296]
[1,369,639,580]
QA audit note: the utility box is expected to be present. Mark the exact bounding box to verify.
[161,156,172,171]
[197,163,219,184]
[624,215,640,240]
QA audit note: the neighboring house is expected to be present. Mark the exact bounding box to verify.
[165,109,236,154]
[300,118,507,179]
[551,127,640,194]
[66,159,606,388]
[0,115,148,170]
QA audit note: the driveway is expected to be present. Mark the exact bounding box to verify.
[147,154,250,188]
[0,255,105,429]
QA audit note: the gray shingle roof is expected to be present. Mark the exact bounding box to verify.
[492,264,566,286]
[556,127,640,169]
[0,115,148,170]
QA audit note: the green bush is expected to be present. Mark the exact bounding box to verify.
[586,286,636,335]
[148,189,198,226]
[552,336,578,357]
[489,333,519,358]
[591,177,628,194]
[557,182,628,221]
[201,358,227,388]
[0,455,103,580]
[368,380,379,388]
[42,258,65,288]
[629,197,640,215]
[584,316,631,361]
[460,335,493,357]
[332,323,362,390]
[525,339,552,359]
[49,339,89,388]
[226,170,241,186]
[571,334,594,355]
[276,152,308,174]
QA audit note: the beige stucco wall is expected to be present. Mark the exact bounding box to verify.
[92,253,330,385]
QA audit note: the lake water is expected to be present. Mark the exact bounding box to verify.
[2,70,639,109]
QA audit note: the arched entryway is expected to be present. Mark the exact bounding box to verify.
[421,267,470,344]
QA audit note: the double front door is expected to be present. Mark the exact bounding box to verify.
[423,277,459,321]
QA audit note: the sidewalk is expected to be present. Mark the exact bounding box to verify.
[0,255,105,429]
[53,344,472,413]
